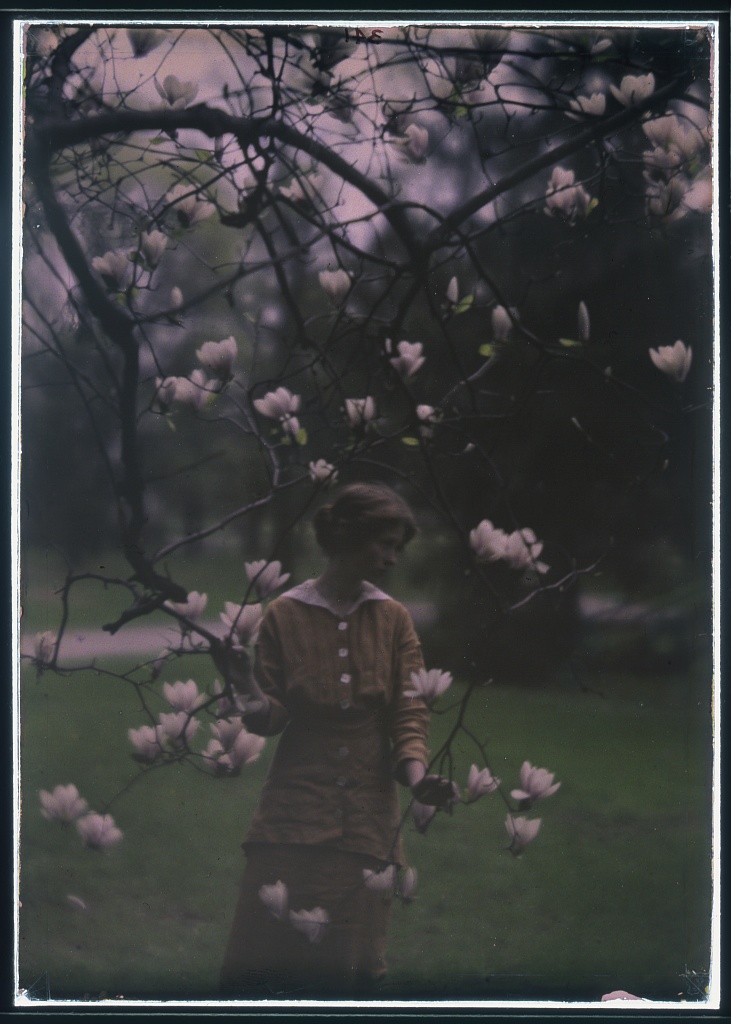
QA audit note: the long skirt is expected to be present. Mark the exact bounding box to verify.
[219,843,393,999]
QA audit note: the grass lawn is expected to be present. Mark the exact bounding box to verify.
[17,642,713,1004]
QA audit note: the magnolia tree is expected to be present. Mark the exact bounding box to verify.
[21,22,713,931]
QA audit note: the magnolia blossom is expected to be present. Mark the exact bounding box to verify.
[157,710,201,748]
[469,519,508,562]
[578,301,590,341]
[404,668,452,703]
[609,72,655,108]
[388,340,425,379]
[345,396,376,428]
[388,123,429,162]
[643,113,705,161]
[155,376,177,410]
[398,866,418,903]
[139,230,167,267]
[645,174,688,221]
[289,906,330,943]
[416,404,437,439]
[91,250,130,290]
[602,991,643,1002]
[165,183,216,227]
[196,336,237,380]
[164,371,216,411]
[245,559,291,599]
[259,880,288,921]
[34,630,56,664]
[491,305,514,342]
[170,286,184,309]
[128,724,163,761]
[467,764,501,800]
[205,719,265,772]
[253,386,301,437]
[318,269,351,306]
[445,276,459,306]
[162,679,205,713]
[40,784,88,823]
[219,602,263,646]
[545,166,592,220]
[505,814,542,856]
[154,74,199,109]
[211,678,250,718]
[165,590,208,619]
[411,800,436,834]
[567,92,606,118]
[76,813,124,850]
[308,459,338,486]
[501,529,550,574]
[649,340,693,383]
[511,760,561,805]
[127,27,166,57]
[363,864,396,893]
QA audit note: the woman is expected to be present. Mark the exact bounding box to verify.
[214,483,454,998]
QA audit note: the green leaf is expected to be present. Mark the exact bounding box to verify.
[195,148,212,162]
[478,343,496,358]
[295,427,308,446]
[454,293,474,315]
[559,337,582,348]
[586,197,599,214]
[401,436,420,447]
[454,105,469,119]
[166,417,177,433]
[150,136,167,146]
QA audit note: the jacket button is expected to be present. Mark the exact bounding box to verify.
[338,621,348,631]
[340,673,351,684]
[338,647,349,657]
[340,699,351,710]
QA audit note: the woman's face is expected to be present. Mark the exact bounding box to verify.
[340,523,407,584]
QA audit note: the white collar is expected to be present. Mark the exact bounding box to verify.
[283,578,390,616]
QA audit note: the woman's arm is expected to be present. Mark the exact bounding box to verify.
[402,758,461,807]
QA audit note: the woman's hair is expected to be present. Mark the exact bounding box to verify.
[313,483,417,556]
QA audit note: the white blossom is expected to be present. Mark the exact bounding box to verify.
[165,183,216,227]
[157,710,201,748]
[170,286,184,309]
[165,590,208,619]
[388,340,425,379]
[139,230,168,267]
[446,276,459,306]
[578,301,591,341]
[545,166,592,220]
[128,724,163,761]
[308,459,338,485]
[162,679,205,713]
[219,602,263,646]
[363,864,396,893]
[649,340,693,383]
[345,396,376,428]
[411,800,436,833]
[609,72,655,108]
[501,528,550,574]
[245,559,291,599]
[39,784,88,823]
[467,764,501,800]
[491,305,514,342]
[154,74,199,109]
[398,866,418,902]
[469,519,508,562]
[567,92,606,119]
[206,718,265,772]
[642,113,706,161]
[91,250,130,291]
[196,336,237,380]
[259,880,288,920]
[289,906,330,943]
[76,812,124,850]
[166,371,217,411]
[505,814,542,856]
[511,760,561,805]
[253,386,301,436]
[404,668,453,703]
[319,269,351,306]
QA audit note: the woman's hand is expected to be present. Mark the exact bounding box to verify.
[411,774,461,808]
[210,641,254,694]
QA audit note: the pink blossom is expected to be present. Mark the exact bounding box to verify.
[289,906,330,943]
[505,814,542,855]
[39,784,88,823]
[165,590,208,619]
[398,866,418,903]
[253,386,301,437]
[75,812,123,850]
[319,269,351,306]
[363,864,396,893]
[128,724,163,761]
[387,340,425,379]
[649,340,692,383]
[245,559,291,599]
[511,760,561,805]
[157,710,201,748]
[345,396,376,427]
[308,459,338,485]
[91,250,130,291]
[196,336,237,380]
[609,72,655,108]
[411,800,436,833]
[501,529,550,574]
[545,166,592,220]
[467,764,500,800]
[165,183,216,227]
[139,230,167,267]
[601,990,643,1002]
[162,679,205,713]
[259,880,288,920]
[219,602,263,647]
[404,668,452,703]
[154,74,199,109]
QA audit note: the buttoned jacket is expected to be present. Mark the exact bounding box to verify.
[241,581,430,865]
